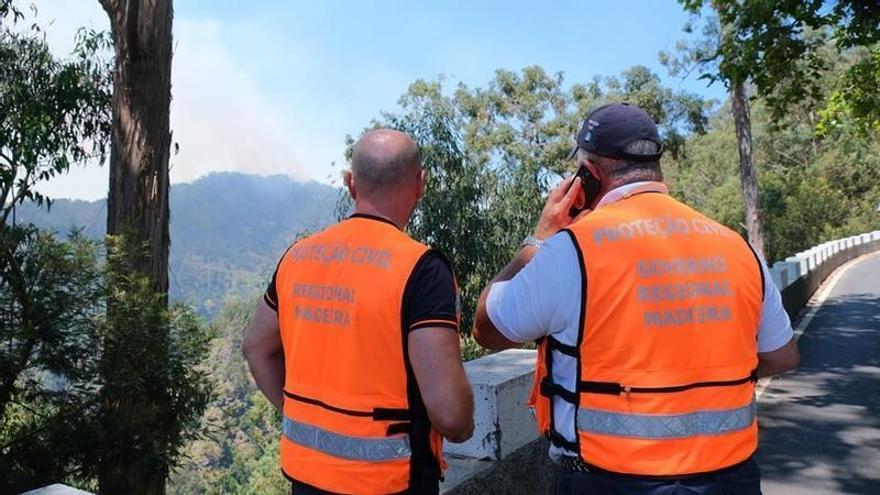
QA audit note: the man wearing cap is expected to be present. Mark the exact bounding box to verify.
[473,103,799,494]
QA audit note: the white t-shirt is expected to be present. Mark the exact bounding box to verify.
[486,182,794,461]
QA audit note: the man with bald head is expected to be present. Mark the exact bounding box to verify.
[243,129,474,494]
[349,129,422,201]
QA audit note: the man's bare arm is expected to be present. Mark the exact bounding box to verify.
[757,337,800,377]
[408,327,474,443]
[473,175,585,350]
[472,250,537,351]
[241,299,285,411]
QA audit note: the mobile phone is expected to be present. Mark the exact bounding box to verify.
[568,165,602,218]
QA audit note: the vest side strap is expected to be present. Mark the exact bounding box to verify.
[284,390,411,421]
[547,336,579,357]
[548,429,579,452]
[540,378,579,404]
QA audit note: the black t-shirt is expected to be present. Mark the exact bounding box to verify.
[264,219,459,333]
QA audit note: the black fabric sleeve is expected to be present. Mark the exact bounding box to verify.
[264,245,295,312]
[263,267,279,311]
[402,250,460,333]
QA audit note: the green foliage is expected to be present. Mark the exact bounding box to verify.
[97,231,214,492]
[1,4,258,493]
[168,297,288,495]
[665,86,880,263]
[0,225,103,493]
[674,1,880,128]
[817,45,880,135]
[0,225,215,493]
[0,6,110,491]
[459,334,486,363]
[0,3,111,222]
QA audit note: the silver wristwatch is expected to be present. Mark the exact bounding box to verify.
[521,235,544,249]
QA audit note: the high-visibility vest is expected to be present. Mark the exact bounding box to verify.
[529,191,763,476]
[276,215,446,494]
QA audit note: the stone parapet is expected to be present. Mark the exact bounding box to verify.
[443,348,538,461]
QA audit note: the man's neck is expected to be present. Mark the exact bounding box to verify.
[352,202,407,230]
[605,177,660,193]
[594,180,668,209]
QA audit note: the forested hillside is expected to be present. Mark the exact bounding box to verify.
[18,172,339,317]
[169,298,288,494]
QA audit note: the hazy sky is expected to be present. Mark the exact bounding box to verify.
[31,0,724,201]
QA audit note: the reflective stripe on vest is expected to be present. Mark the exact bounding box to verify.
[282,416,411,462]
[577,398,756,440]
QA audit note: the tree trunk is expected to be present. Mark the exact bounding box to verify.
[102,0,172,301]
[731,81,766,258]
[98,1,173,493]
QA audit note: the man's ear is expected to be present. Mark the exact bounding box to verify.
[417,169,427,201]
[583,159,603,183]
[574,186,586,210]
[344,170,357,200]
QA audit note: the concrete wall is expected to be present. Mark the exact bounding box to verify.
[21,484,93,495]
[443,349,537,461]
[443,438,557,495]
[440,350,550,494]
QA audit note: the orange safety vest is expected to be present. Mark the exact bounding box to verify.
[276,215,447,494]
[529,191,763,476]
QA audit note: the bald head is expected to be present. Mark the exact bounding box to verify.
[350,129,422,197]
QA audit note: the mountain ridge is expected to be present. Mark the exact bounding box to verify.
[17,172,341,318]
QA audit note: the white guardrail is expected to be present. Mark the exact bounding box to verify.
[769,230,880,317]
[769,231,880,291]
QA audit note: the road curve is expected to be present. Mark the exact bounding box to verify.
[757,252,880,494]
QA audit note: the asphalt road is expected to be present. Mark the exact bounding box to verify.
[757,252,880,495]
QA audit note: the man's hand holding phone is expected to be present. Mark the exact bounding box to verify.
[534,175,591,240]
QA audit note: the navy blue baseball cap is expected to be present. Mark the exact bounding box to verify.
[566,102,663,162]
